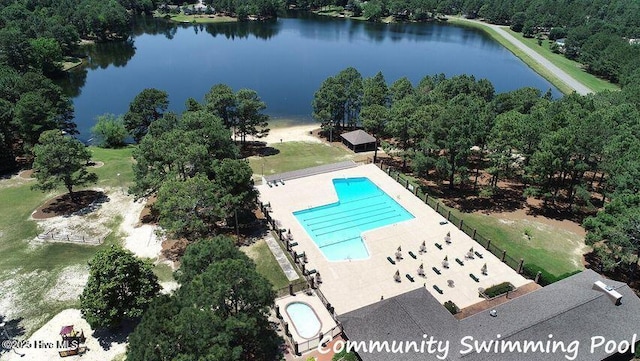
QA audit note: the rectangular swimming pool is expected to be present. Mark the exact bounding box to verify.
[293,177,414,261]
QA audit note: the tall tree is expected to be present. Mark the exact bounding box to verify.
[80,246,160,329]
[362,71,389,107]
[389,76,414,103]
[431,94,479,189]
[386,96,417,170]
[127,238,282,361]
[336,67,363,128]
[234,88,270,146]
[174,235,247,284]
[205,83,236,128]
[32,130,98,196]
[361,104,388,163]
[123,88,169,143]
[130,110,236,198]
[312,76,344,141]
[155,174,221,239]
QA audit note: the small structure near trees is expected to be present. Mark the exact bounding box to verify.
[340,129,376,152]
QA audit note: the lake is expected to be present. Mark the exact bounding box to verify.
[60,13,561,141]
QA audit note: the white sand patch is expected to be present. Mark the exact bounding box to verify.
[246,124,321,145]
[44,265,89,303]
[0,277,23,319]
[3,309,127,361]
[28,188,163,260]
[119,197,163,260]
[160,281,179,294]
[30,188,122,245]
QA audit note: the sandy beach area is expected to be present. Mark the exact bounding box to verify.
[246,123,322,145]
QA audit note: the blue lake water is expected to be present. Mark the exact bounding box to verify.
[293,177,414,261]
[60,13,562,140]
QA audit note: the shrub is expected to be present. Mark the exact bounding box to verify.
[522,264,581,286]
[91,113,128,148]
[483,282,514,298]
[444,300,459,315]
[332,349,358,361]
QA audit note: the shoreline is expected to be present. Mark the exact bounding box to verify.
[312,10,605,96]
[447,17,593,95]
[247,123,321,145]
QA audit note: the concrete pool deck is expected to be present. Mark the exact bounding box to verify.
[258,164,532,315]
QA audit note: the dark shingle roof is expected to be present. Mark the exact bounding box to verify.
[340,130,376,146]
[338,270,640,361]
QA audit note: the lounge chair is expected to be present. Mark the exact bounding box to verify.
[387,256,396,265]
[406,274,415,282]
[409,251,417,259]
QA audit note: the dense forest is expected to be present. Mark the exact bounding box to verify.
[313,68,640,277]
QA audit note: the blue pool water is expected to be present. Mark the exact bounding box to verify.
[293,177,414,261]
[286,302,321,339]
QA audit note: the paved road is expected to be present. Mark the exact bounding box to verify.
[458,18,593,95]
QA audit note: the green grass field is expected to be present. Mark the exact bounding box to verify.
[156,12,237,24]
[0,146,135,335]
[247,142,353,178]
[447,17,619,95]
[242,240,290,290]
[400,175,584,278]
[502,28,619,93]
[456,211,584,276]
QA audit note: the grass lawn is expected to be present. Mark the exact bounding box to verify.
[89,146,135,188]
[447,17,618,95]
[61,56,82,71]
[0,147,135,335]
[502,28,619,93]
[456,211,584,276]
[242,239,290,290]
[401,175,584,278]
[152,262,176,283]
[247,142,353,178]
[157,12,237,23]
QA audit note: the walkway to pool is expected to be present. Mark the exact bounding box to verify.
[265,233,299,281]
[263,160,358,183]
[257,163,532,315]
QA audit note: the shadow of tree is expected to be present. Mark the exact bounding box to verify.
[92,320,137,351]
[446,186,527,214]
[0,315,25,355]
[239,141,281,158]
[32,190,109,219]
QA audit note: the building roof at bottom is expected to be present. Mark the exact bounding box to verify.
[338,269,640,361]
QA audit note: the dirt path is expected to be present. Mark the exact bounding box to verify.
[455,17,593,95]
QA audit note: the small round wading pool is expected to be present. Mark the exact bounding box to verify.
[285,302,321,339]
